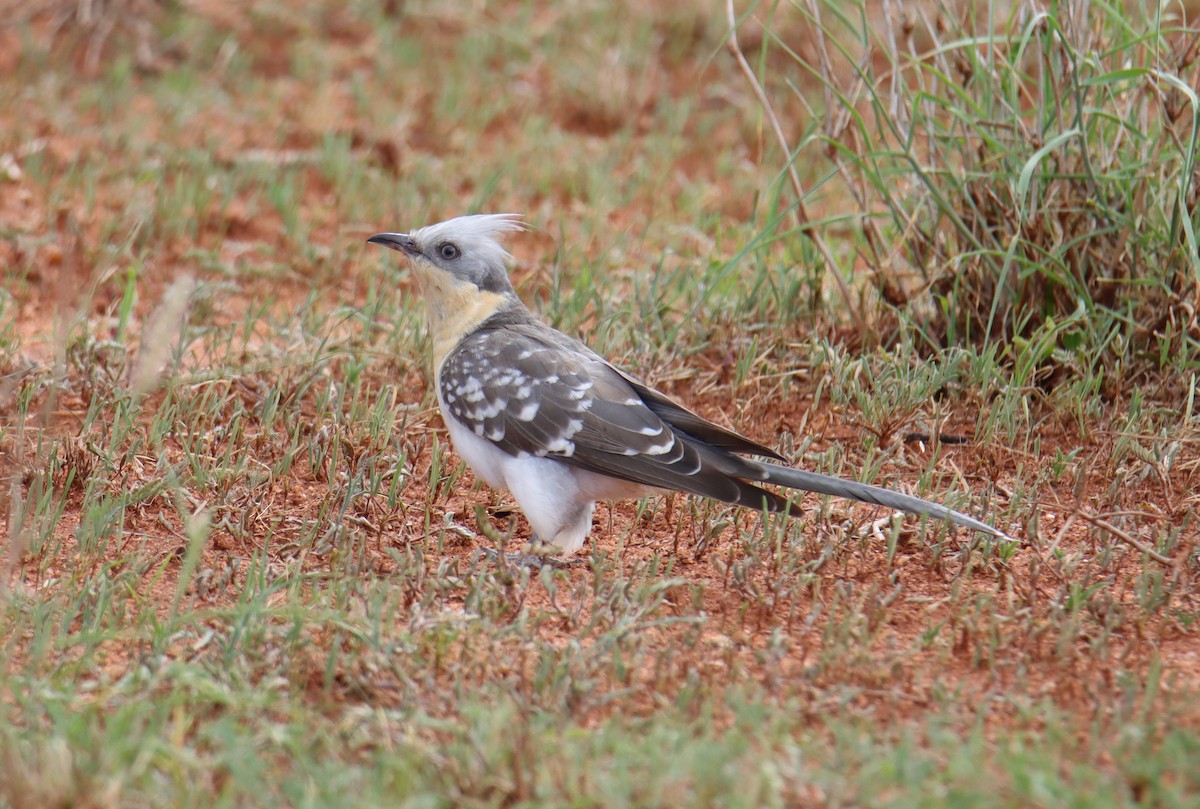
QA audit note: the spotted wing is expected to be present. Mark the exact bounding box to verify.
[439,322,790,511]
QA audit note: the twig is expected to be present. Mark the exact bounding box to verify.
[1075,510,1174,565]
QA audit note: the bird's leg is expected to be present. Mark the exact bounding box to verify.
[471,538,578,569]
[516,537,580,569]
[471,505,578,569]
[471,542,575,569]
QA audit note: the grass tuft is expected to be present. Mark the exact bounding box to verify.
[746,0,1200,379]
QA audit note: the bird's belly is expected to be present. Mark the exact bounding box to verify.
[569,466,655,502]
[442,413,511,490]
[441,406,652,504]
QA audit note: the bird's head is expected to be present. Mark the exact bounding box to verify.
[368,213,525,296]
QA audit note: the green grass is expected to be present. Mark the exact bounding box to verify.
[748,0,1200,376]
[0,0,1197,807]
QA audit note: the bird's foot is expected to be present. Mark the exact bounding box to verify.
[472,548,540,568]
[472,539,579,569]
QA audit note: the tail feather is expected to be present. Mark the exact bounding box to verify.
[755,461,1009,539]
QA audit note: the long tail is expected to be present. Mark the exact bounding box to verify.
[754,461,1009,539]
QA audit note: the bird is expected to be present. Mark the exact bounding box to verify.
[367,214,1007,559]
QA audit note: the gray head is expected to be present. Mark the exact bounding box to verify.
[367,213,526,295]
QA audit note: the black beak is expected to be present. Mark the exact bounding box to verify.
[367,232,419,256]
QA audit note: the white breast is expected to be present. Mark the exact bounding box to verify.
[441,401,511,490]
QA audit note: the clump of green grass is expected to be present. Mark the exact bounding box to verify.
[744,0,1199,378]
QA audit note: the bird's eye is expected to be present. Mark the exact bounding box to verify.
[439,242,460,260]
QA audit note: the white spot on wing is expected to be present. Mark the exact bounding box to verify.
[476,400,504,419]
[645,435,675,456]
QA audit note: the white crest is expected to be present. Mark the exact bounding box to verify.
[412,214,526,270]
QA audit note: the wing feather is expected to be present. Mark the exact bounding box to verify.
[439,322,790,511]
